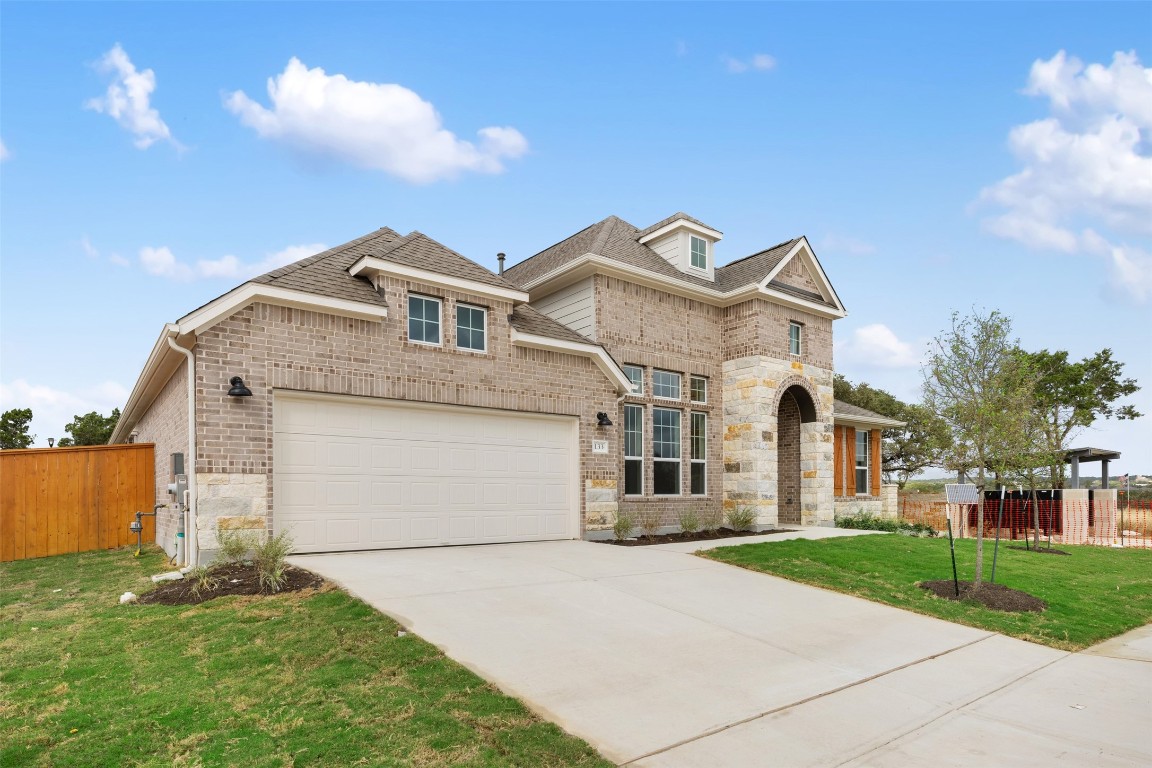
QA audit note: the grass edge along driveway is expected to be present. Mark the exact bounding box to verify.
[1,547,611,768]
[702,534,1152,651]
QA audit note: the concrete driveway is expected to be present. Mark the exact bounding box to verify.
[290,532,1152,766]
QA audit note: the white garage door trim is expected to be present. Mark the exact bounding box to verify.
[273,390,580,553]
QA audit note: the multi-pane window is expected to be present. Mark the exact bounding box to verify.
[624,405,643,495]
[652,370,681,400]
[652,408,681,495]
[691,412,706,495]
[456,304,487,352]
[623,365,644,395]
[690,376,707,403]
[789,322,803,356]
[690,235,708,270]
[408,295,442,345]
[856,429,870,495]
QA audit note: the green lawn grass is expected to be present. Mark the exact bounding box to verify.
[702,534,1152,651]
[1,547,610,768]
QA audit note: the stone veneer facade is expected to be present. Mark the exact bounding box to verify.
[184,283,619,558]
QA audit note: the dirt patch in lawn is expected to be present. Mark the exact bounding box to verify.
[596,528,795,547]
[1006,545,1071,555]
[138,563,325,606]
[919,580,1048,612]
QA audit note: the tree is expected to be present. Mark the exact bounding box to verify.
[833,375,948,488]
[0,408,35,449]
[58,408,121,447]
[1017,348,1141,487]
[922,309,1038,587]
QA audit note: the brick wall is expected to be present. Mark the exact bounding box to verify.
[187,282,619,551]
[722,298,833,371]
[593,275,725,526]
[777,391,801,524]
[132,362,187,556]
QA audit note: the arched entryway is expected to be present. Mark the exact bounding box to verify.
[776,384,818,525]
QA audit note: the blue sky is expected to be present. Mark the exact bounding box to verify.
[2,2,1149,473]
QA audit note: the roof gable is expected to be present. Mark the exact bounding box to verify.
[374,231,524,292]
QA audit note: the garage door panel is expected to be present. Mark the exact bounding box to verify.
[275,394,577,553]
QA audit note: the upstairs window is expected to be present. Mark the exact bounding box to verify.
[409,295,442,345]
[856,429,870,495]
[789,321,803,356]
[690,376,707,404]
[456,304,487,352]
[690,235,708,270]
[623,364,644,395]
[653,370,681,400]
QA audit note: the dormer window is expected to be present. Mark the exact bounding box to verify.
[689,236,708,270]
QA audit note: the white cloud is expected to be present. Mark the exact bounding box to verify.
[138,242,326,282]
[81,235,131,268]
[225,58,529,184]
[0,138,9,161]
[820,234,876,256]
[0,379,129,447]
[837,324,922,369]
[977,50,1152,302]
[85,43,180,150]
[723,53,776,74]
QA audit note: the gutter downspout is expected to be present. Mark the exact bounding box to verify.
[167,335,198,567]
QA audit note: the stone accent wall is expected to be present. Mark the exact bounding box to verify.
[722,356,835,527]
[195,472,268,556]
[131,362,188,556]
[189,285,620,542]
[593,275,724,527]
[833,485,899,521]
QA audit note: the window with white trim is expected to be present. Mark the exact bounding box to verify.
[624,405,643,495]
[408,295,442,345]
[653,407,681,495]
[856,429,870,495]
[653,370,681,400]
[690,376,707,404]
[623,365,644,395]
[789,321,803,356]
[690,235,708,270]
[456,304,487,352]
[691,412,706,495]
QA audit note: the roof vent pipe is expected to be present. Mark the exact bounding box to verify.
[497,252,506,275]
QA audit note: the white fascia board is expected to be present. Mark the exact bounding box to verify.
[834,415,907,429]
[510,328,633,393]
[637,220,723,245]
[109,324,185,444]
[757,285,848,319]
[760,238,847,314]
[349,256,529,303]
[178,283,389,336]
[523,254,748,306]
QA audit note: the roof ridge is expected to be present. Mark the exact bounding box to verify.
[590,216,617,254]
[378,230,522,291]
[253,227,399,284]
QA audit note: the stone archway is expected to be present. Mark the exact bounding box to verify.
[776,383,818,526]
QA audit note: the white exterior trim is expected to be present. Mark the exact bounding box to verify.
[509,328,633,393]
[349,256,529,303]
[834,415,906,429]
[179,283,389,336]
[109,324,186,444]
[638,219,723,245]
[760,237,846,315]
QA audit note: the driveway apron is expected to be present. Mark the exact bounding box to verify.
[290,536,1151,766]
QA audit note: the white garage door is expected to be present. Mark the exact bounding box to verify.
[273,392,579,553]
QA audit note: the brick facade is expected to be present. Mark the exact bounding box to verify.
[132,362,188,556]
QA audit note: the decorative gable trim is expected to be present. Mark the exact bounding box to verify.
[509,327,633,393]
[637,218,723,245]
[349,256,530,303]
[759,237,846,315]
[179,283,390,336]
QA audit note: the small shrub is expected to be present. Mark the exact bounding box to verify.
[835,512,938,537]
[725,505,758,532]
[613,512,636,541]
[636,507,663,540]
[216,526,258,565]
[252,530,294,593]
[677,508,701,535]
[700,507,724,534]
[187,565,220,598]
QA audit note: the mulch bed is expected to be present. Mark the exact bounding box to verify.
[1006,545,1070,555]
[138,563,325,606]
[919,580,1048,612]
[596,528,795,547]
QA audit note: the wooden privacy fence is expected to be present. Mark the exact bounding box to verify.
[0,443,155,562]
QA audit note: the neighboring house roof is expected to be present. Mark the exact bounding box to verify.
[833,400,906,428]
[509,304,594,345]
[503,214,842,312]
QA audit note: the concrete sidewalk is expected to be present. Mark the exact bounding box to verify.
[290,530,1152,766]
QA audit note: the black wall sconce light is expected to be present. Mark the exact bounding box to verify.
[596,412,613,427]
[227,376,253,397]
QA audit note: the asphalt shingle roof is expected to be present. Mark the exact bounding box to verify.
[250,227,401,307]
[509,304,595,345]
[713,238,800,292]
[635,211,722,239]
[834,400,904,424]
[374,232,525,292]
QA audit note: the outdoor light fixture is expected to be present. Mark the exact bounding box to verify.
[227,376,253,397]
[48,438,55,448]
[596,412,613,427]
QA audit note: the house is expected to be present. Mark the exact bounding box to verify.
[111,213,900,563]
